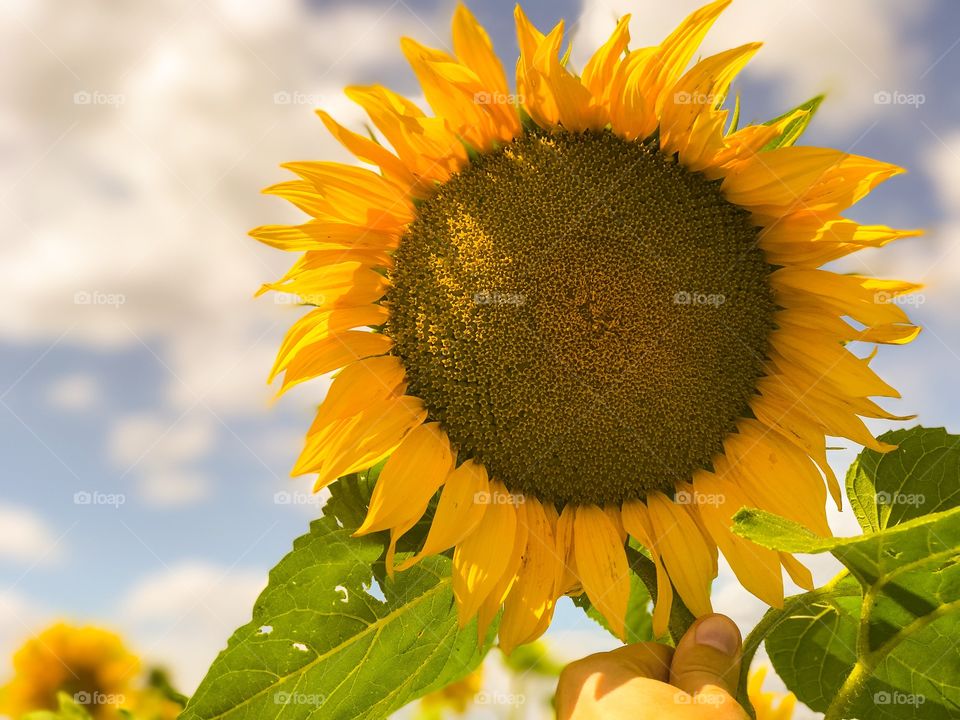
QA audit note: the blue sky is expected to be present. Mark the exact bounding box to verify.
[2,0,959,716]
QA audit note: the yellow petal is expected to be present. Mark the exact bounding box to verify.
[660,43,762,168]
[249,221,400,253]
[316,109,416,191]
[642,0,732,115]
[453,4,510,96]
[573,505,630,640]
[299,395,427,487]
[452,482,520,624]
[646,492,715,618]
[355,422,455,535]
[621,500,673,638]
[278,331,394,395]
[725,420,831,538]
[555,503,580,595]
[693,467,784,607]
[259,262,388,312]
[396,460,490,572]
[499,499,562,653]
[581,14,631,104]
[780,552,814,591]
[722,147,848,215]
[476,500,529,642]
[270,305,389,382]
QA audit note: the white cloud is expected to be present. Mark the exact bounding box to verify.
[0,0,447,419]
[107,412,216,507]
[120,561,267,692]
[572,0,931,129]
[0,503,62,566]
[45,372,101,412]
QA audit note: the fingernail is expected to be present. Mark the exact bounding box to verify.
[694,615,740,656]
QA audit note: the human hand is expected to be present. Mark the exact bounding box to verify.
[556,613,748,719]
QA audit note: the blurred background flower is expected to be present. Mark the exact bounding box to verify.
[1,1,957,717]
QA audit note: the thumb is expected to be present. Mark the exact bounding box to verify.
[669,613,742,700]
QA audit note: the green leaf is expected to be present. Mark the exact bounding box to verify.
[847,426,960,532]
[761,94,824,150]
[733,504,960,718]
[181,473,493,720]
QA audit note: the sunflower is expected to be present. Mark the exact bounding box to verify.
[0,623,139,719]
[748,666,797,720]
[254,0,920,651]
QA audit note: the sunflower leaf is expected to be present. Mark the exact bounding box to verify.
[846,426,960,533]
[181,473,493,720]
[761,94,824,150]
[732,427,960,719]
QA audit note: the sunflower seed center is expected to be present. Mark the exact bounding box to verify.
[386,129,774,505]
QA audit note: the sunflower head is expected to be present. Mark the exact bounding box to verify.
[255,0,920,652]
[0,623,140,719]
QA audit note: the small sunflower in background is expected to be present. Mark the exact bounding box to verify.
[0,623,183,720]
[748,666,797,720]
[416,666,483,718]
[255,1,920,649]
[0,623,138,719]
